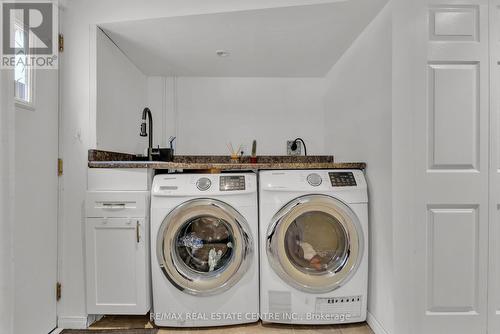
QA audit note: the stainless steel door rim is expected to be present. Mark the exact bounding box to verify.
[266,194,364,293]
[157,198,253,296]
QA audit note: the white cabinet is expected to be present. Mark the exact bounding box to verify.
[86,168,151,315]
[85,217,149,314]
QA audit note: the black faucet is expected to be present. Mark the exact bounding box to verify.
[140,107,153,160]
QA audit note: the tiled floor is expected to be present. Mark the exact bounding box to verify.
[90,315,374,334]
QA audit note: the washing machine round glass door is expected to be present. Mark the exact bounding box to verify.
[266,194,364,293]
[157,198,253,296]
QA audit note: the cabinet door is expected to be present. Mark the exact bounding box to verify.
[86,218,150,314]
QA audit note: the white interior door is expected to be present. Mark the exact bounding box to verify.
[414,1,489,333]
[14,68,59,332]
[489,1,500,332]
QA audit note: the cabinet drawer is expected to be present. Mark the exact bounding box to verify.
[86,191,149,218]
[87,168,150,191]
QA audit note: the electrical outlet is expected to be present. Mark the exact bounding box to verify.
[287,140,302,156]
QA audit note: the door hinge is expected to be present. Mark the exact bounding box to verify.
[58,34,64,52]
[56,282,62,301]
[58,158,63,176]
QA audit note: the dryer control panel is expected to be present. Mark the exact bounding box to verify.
[220,175,246,191]
[328,172,357,187]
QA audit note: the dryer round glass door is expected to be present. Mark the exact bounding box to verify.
[266,194,364,293]
[157,198,253,296]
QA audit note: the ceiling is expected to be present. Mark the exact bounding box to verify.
[100,0,388,77]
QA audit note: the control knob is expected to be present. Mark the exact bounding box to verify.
[307,173,322,187]
[196,177,211,191]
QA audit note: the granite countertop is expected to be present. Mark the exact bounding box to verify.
[87,149,366,170]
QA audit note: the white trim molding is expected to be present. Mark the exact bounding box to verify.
[49,328,64,334]
[57,315,89,329]
[367,312,390,334]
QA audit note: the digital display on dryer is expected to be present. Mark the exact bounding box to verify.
[220,176,245,191]
[329,172,357,187]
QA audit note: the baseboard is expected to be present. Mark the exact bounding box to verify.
[57,316,89,329]
[49,329,64,334]
[367,312,389,334]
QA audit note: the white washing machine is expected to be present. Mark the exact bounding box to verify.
[259,169,368,325]
[150,173,259,327]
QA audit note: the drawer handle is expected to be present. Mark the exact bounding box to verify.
[101,202,127,209]
[159,186,178,191]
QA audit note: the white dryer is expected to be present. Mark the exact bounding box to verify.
[150,173,259,327]
[259,169,368,325]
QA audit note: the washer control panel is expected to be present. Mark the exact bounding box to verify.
[329,172,357,187]
[220,175,246,191]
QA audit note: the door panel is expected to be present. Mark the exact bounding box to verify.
[94,223,138,305]
[427,206,479,313]
[415,1,489,333]
[429,5,479,41]
[427,62,479,170]
[14,69,58,333]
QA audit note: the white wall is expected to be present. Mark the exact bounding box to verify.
[390,0,417,333]
[146,77,176,149]
[147,77,326,155]
[94,8,331,158]
[59,0,345,328]
[96,28,147,154]
[323,5,393,334]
